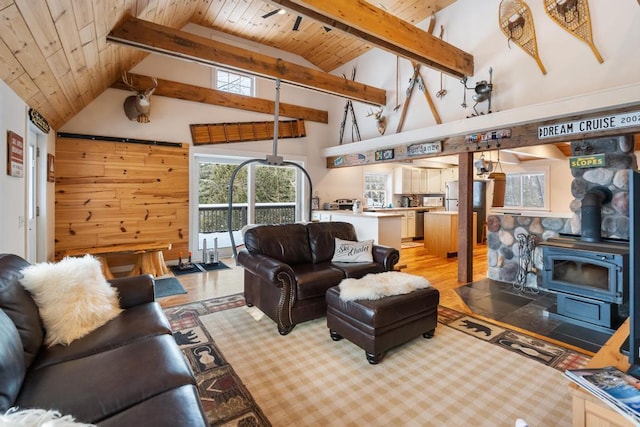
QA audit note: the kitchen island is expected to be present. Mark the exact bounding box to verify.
[424,211,477,258]
[365,207,438,240]
[312,210,402,250]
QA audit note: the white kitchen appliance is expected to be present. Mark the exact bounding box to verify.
[445,181,459,211]
[423,196,444,207]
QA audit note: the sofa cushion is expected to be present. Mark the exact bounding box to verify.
[0,254,43,368]
[332,261,386,279]
[30,302,172,370]
[0,310,25,412]
[98,385,207,427]
[243,223,312,265]
[16,334,195,424]
[307,222,358,264]
[19,255,123,347]
[292,263,346,300]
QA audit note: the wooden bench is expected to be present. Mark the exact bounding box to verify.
[63,242,172,279]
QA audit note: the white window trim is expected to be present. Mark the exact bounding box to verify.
[211,66,256,97]
[501,165,550,212]
[364,172,392,208]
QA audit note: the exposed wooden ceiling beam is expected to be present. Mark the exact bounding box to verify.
[111,73,328,123]
[268,0,474,79]
[107,16,386,106]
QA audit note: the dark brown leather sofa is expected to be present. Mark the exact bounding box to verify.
[0,253,208,426]
[237,222,400,335]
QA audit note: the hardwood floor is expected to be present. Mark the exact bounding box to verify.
[159,240,487,314]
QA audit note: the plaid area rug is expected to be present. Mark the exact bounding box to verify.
[164,295,591,426]
[163,294,271,426]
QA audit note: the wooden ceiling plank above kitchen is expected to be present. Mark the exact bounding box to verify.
[267,0,474,79]
[110,73,328,124]
[107,15,387,106]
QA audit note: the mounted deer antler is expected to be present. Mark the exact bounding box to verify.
[367,108,387,135]
[121,72,158,123]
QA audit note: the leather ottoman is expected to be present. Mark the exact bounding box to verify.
[326,284,440,364]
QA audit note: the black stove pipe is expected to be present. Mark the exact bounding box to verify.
[581,186,613,242]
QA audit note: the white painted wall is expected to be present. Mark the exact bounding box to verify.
[0,79,56,259]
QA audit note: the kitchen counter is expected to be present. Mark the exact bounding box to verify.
[312,210,402,249]
[365,207,437,212]
[313,209,403,218]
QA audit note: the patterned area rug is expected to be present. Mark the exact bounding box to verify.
[164,295,591,426]
[163,294,270,426]
[437,306,591,371]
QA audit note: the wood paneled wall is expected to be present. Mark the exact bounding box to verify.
[54,136,189,267]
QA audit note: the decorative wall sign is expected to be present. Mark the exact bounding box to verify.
[28,108,50,134]
[47,154,55,182]
[332,154,367,167]
[464,129,512,144]
[570,154,605,169]
[538,110,640,139]
[6,131,24,178]
[375,149,394,161]
[407,142,442,156]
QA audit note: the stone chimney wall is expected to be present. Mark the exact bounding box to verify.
[568,135,636,240]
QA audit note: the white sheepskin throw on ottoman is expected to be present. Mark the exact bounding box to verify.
[339,271,430,301]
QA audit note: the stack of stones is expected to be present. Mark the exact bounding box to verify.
[486,135,637,287]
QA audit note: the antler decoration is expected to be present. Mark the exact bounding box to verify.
[499,0,547,74]
[543,0,603,63]
[121,72,158,123]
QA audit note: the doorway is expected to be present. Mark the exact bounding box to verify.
[26,130,38,263]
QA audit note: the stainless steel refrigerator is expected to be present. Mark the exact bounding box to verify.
[445,180,487,243]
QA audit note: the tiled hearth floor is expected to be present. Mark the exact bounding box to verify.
[456,278,616,353]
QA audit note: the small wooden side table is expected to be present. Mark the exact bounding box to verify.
[570,319,635,427]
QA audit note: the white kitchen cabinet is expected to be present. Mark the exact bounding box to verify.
[395,167,428,194]
[406,210,416,238]
[427,169,442,194]
[398,210,416,239]
[440,168,459,192]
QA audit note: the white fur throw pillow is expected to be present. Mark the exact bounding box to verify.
[20,255,122,347]
[339,271,431,301]
[331,238,374,263]
[0,408,96,426]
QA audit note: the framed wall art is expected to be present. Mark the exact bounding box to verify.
[6,131,24,178]
[47,154,55,182]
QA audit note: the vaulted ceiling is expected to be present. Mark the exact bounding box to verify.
[0,0,459,130]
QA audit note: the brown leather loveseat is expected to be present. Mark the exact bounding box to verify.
[237,222,400,335]
[0,253,208,426]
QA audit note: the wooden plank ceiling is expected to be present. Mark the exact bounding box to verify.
[0,0,457,130]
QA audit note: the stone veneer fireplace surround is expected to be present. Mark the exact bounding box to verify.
[486,135,636,286]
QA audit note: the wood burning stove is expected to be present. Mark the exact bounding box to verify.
[540,236,629,330]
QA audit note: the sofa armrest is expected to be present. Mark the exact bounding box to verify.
[372,245,400,271]
[108,274,155,309]
[237,250,295,287]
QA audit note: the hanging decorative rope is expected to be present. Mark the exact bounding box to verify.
[543,0,603,63]
[499,0,547,75]
[514,233,539,293]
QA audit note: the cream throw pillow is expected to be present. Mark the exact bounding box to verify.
[331,238,374,263]
[20,255,122,347]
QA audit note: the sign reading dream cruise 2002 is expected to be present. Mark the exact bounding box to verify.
[538,110,640,139]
